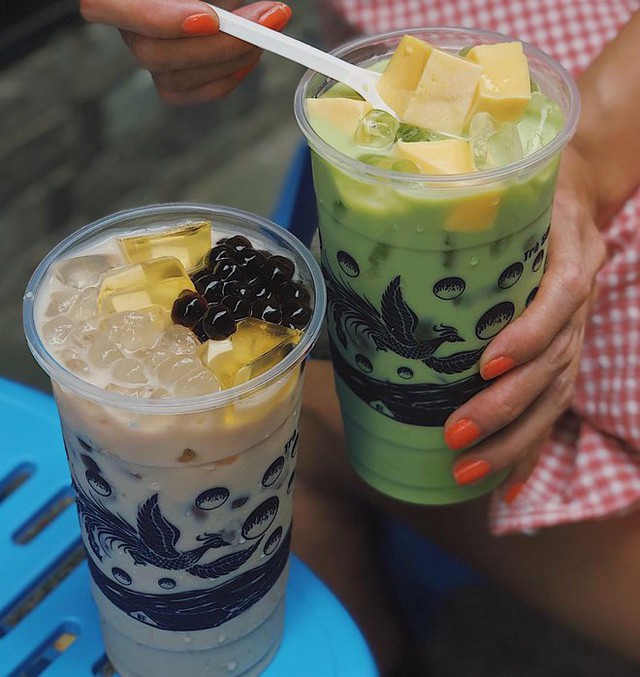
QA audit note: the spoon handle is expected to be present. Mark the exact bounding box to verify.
[207,3,389,111]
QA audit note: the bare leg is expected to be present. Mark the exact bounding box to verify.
[294,360,415,674]
[295,360,640,667]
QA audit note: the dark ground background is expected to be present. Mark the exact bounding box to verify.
[1,3,639,675]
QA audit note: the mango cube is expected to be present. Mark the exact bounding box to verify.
[394,139,475,175]
[119,221,211,273]
[306,97,372,137]
[377,35,433,117]
[466,42,531,122]
[200,318,302,388]
[98,257,195,315]
[403,49,483,135]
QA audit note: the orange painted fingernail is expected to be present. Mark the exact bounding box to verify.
[258,3,292,30]
[453,459,491,485]
[481,356,515,380]
[444,418,480,450]
[181,13,219,36]
[233,61,258,80]
[504,482,524,504]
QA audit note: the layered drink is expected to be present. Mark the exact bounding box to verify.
[295,28,579,504]
[23,205,325,676]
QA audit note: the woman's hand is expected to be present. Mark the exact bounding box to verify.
[79,0,292,105]
[443,145,606,502]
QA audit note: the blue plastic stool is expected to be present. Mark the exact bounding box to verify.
[0,378,377,676]
[271,142,485,636]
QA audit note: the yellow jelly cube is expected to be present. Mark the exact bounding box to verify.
[444,188,503,232]
[377,35,434,116]
[403,48,483,135]
[306,97,372,138]
[98,257,195,314]
[200,318,302,389]
[394,139,476,175]
[199,338,237,389]
[119,221,211,273]
[466,42,531,122]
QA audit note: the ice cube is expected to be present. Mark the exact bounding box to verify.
[42,317,77,345]
[59,347,89,376]
[485,122,524,167]
[119,221,211,273]
[157,355,202,384]
[158,325,200,356]
[174,368,220,397]
[517,92,564,155]
[105,383,154,398]
[54,254,117,290]
[98,257,195,315]
[354,110,400,150]
[45,290,79,317]
[111,357,148,385]
[68,288,99,322]
[469,111,499,166]
[102,306,170,354]
[87,335,124,369]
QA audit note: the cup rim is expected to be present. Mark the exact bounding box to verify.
[23,203,327,414]
[294,26,580,186]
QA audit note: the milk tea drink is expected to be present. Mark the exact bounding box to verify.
[23,205,325,676]
[296,28,579,504]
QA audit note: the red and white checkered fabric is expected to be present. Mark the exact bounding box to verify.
[324,0,640,533]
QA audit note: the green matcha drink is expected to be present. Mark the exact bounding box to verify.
[295,28,579,504]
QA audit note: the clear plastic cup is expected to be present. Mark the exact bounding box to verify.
[295,28,579,504]
[23,204,326,676]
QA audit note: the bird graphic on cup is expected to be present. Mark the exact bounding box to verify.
[322,240,544,426]
[66,429,297,631]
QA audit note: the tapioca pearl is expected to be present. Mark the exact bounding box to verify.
[222,294,252,320]
[202,304,237,340]
[251,300,282,324]
[212,260,246,283]
[236,249,268,278]
[282,301,311,329]
[171,290,208,328]
[259,256,295,288]
[195,273,225,303]
[248,276,272,301]
[225,235,253,253]
[205,244,233,269]
[277,280,310,305]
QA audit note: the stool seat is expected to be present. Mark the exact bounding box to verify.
[0,378,377,676]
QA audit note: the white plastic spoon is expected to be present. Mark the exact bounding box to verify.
[206,3,395,115]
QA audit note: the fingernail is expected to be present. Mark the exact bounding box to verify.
[444,418,480,450]
[504,482,524,504]
[481,356,515,381]
[233,62,258,80]
[259,3,292,30]
[453,459,492,485]
[181,13,219,36]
